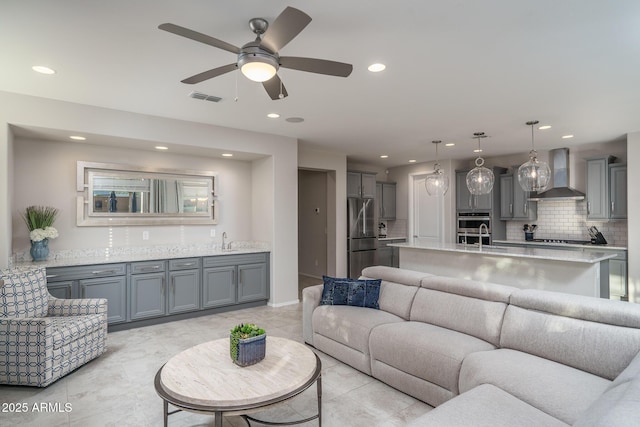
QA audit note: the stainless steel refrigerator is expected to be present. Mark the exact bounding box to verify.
[347,197,378,278]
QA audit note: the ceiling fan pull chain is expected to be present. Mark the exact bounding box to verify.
[279,78,284,99]
[235,69,239,102]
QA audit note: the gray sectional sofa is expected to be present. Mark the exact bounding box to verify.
[302,266,640,426]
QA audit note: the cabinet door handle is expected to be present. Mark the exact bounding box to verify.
[161,277,165,295]
[175,262,195,268]
[91,269,117,275]
[46,274,59,279]
[171,277,175,293]
[140,265,161,272]
[587,201,591,215]
[509,203,513,215]
[611,201,615,213]
[81,284,86,298]
[524,202,527,215]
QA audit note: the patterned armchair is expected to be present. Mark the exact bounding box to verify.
[0,266,107,387]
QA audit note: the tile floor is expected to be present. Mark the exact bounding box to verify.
[0,302,433,427]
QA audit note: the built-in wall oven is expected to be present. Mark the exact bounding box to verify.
[457,212,491,245]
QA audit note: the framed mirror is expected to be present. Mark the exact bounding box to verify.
[76,161,217,226]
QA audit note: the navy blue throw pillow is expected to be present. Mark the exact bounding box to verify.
[320,276,381,309]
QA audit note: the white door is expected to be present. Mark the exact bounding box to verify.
[412,174,443,244]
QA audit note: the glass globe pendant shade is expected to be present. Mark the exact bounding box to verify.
[517,150,551,192]
[466,157,495,195]
[425,165,450,196]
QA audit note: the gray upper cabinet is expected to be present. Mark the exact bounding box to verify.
[348,171,376,198]
[500,174,536,220]
[376,182,396,220]
[456,171,492,212]
[586,157,610,220]
[586,157,626,220]
[609,164,627,219]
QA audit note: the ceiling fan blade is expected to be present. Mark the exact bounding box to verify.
[262,74,288,100]
[260,7,312,53]
[159,23,240,54]
[279,56,353,77]
[181,63,237,84]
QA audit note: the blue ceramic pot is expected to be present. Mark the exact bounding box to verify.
[30,239,49,261]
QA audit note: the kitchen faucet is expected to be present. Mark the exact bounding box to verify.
[221,232,227,251]
[478,223,489,250]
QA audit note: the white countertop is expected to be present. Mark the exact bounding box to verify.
[14,243,270,269]
[378,236,407,241]
[492,239,627,251]
[390,241,617,264]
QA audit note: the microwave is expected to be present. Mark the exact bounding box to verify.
[457,212,491,234]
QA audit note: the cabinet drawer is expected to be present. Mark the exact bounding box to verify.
[203,253,268,268]
[169,258,201,271]
[130,260,166,274]
[47,263,126,281]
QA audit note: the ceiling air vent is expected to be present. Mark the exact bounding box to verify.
[189,91,222,103]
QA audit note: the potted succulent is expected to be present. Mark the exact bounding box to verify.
[230,323,266,366]
[22,205,59,261]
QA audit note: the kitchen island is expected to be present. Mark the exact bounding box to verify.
[389,241,617,298]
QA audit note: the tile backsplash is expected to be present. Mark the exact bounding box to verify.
[506,200,627,246]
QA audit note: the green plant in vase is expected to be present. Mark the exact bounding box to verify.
[230,323,266,366]
[22,205,59,261]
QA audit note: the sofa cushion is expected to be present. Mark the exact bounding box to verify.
[459,348,610,425]
[501,303,640,380]
[608,350,640,390]
[320,276,381,308]
[406,384,569,427]
[410,284,510,346]
[0,267,49,318]
[573,376,640,427]
[361,266,431,320]
[312,305,403,356]
[369,321,495,395]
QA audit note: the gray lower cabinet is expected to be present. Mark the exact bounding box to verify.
[46,263,127,324]
[168,258,201,314]
[129,260,166,320]
[45,252,269,329]
[378,238,406,268]
[203,253,270,308]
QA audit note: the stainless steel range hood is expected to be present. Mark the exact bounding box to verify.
[528,148,585,201]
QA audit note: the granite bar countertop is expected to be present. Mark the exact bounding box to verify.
[390,241,617,264]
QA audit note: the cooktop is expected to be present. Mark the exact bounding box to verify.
[531,238,594,245]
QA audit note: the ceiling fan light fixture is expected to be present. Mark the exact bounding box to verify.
[238,53,278,82]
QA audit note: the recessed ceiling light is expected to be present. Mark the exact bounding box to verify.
[155,146,169,150]
[538,125,552,130]
[380,155,389,159]
[222,153,234,157]
[408,159,417,163]
[445,143,455,147]
[32,65,56,75]
[267,113,280,119]
[561,134,574,139]
[368,63,386,72]
[473,149,483,153]
[69,135,86,141]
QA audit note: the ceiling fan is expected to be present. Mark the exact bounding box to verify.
[159,6,353,100]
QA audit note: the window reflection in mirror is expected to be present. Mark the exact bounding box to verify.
[77,161,217,226]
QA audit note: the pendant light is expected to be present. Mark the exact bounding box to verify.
[466,132,494,195]
[517,120,551,192]
[425,140,449,196]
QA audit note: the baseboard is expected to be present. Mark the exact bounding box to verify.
[299,273,323,280]
[268,299,300,308]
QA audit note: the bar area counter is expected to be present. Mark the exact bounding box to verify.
[389,241,617,298]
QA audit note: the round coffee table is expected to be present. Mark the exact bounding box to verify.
[155,336,322,426]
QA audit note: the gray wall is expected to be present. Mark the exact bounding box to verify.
[298,170,328,278]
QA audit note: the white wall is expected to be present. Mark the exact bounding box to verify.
[12,138,254,253]
[0,91,298,306]
[627,131,640,303]
[298,145,347,277]
[298,170,328,278]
